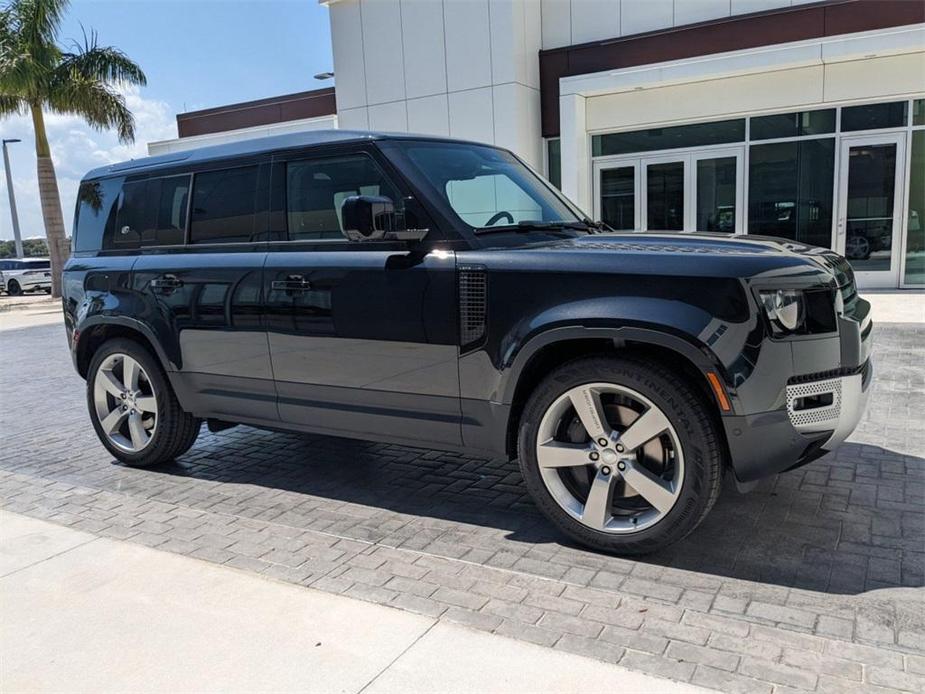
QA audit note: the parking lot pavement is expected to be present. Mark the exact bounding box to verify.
[0,314,922,693]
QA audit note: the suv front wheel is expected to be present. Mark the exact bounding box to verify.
[87,338,200,467]
[517,355,723,555]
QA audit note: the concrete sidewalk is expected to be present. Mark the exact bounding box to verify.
[0,511,708,693]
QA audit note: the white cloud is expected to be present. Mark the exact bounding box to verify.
[0,86,177,242]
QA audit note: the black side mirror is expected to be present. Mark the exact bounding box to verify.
[341,195,395,241]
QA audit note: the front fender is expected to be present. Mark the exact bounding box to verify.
[461,292,757,408]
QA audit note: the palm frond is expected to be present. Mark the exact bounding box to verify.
[12,0,69,52]
[46,74,135,143]
[0,93,25,116]
[58,27,146,87]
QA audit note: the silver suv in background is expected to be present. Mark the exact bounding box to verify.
[0,258,52,295]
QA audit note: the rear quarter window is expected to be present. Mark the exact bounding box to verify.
[74,177,123,252]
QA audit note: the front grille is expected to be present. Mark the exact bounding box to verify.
[459,266,487,349]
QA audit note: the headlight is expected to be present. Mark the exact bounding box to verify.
[759,289,805,335]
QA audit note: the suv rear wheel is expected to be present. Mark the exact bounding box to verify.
[87,338,200,467]
[517,355,723,555]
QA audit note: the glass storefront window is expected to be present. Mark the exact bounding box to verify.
[546,139,561,190]
[747,139,835,247]
[750,109,835,140]
[600,167,635,230]
[843,142,898,272]
[913,99,925,127]
[592,119,745,157]
[697,157,737,232]
[906,130,925,285]
[647,162,685,230]
[841,101,907,132]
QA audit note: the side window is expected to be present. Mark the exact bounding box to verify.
[145,175,190,246]
[285,155,402,241]
[75,177,123,252]
[109,179,149,250]
[189,166,260,244]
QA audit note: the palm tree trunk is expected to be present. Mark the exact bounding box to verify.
[31,104,69,298]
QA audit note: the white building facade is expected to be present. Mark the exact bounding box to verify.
[153,0,925,288]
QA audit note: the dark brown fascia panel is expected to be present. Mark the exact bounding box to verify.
[176,87,337,138]
[539,0,925,138]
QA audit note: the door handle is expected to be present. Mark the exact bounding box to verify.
[150,275,183,292]
[271,275,312,292]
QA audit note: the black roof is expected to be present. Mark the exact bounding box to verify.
[83,129,483,179]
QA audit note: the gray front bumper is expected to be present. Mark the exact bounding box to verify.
[785,362,872,451]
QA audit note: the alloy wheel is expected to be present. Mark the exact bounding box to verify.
[535,382,684,534]
[93,353,158,453]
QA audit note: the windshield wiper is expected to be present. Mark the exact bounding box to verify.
[474,220,596,235]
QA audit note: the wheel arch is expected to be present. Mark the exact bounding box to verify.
[75,317,174,380]
[502,326,731,462]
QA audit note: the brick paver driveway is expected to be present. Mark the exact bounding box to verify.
[2,317,923,693]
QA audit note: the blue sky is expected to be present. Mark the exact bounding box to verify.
[1,0,335,241]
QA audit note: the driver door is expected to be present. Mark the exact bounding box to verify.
[263,148,462,448]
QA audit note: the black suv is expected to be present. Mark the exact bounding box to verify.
[63,131,873,554]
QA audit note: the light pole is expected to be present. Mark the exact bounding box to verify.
[2,138,23,259]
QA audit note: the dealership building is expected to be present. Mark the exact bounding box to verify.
[149,0,925,289]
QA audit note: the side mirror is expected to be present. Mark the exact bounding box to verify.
[341,195,395,241]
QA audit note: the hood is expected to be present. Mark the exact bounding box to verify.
[489,231,848,286]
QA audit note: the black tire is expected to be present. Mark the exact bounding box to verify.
[171,416,203,460]
[6,280,21,296]
[87,338,200,467]
[517,355,723,555]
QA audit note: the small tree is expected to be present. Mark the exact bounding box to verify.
[0,0,146,296]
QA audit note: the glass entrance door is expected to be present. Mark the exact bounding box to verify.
[837,134,906,287]
[594,147,744,233]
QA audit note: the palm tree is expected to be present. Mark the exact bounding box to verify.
[0,0,146,296]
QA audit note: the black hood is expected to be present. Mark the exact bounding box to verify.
[483,231,850,286]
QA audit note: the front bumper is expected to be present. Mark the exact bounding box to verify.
[785,362,872,452]
[724,361,872,484]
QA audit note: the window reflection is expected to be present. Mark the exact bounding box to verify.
[697,157,737,232]
[747,139,834,247]
[647,162,684,231]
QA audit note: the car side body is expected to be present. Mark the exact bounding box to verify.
[62,130,873,553]
[0,258,52,294]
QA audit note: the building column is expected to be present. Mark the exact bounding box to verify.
[559,93,591,215]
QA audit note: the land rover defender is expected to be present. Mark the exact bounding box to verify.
[63,131,872,553]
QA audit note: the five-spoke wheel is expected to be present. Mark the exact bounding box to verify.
[518,356,723,554]
[93,353,158,453]
[87,338,201,467]
[535,382,683,534]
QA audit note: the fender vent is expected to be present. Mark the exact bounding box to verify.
[459,266,487,349]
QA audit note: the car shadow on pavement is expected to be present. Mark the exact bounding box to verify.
[152,426,924,597]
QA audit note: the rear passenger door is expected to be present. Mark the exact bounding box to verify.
[264,147,461,448]
[129,160,276,422]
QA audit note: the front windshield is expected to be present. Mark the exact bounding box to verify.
[397,142,582,230]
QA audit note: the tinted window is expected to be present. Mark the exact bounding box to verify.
[75,177,123,252]
[748,138,835,248]
[286,156,401,241]
[841,101,907,132]
[190,166,260,244]
[750,109,835,140]
[592,119,745,156]
[546,139,561,190]
[146,175,189,246]
[108,179,149,250]
[22,259,50,269]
